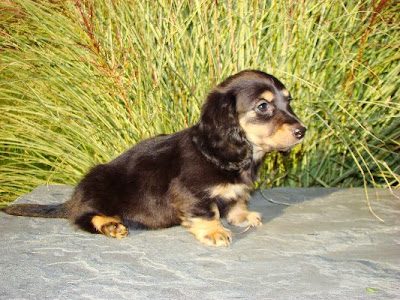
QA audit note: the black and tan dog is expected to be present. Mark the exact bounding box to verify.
[2,70,306,247]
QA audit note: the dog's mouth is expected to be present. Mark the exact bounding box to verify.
[251,142,299,158]
[277,137,304,155]
[277,146,293,156]
[279,150,290,156]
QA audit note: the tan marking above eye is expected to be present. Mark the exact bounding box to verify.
[260,91,274,102]
[282,89,289,97]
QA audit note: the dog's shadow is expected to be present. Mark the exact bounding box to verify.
[121,187,341,242]
[228,187,341,242]
[5,185,340,243]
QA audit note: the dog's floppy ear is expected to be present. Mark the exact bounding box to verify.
[192,89,252,172]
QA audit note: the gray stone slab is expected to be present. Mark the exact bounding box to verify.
[0,186,399,299]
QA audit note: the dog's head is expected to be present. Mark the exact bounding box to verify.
[192,70,306,171]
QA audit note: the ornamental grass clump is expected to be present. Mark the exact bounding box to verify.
[0,0,398,204]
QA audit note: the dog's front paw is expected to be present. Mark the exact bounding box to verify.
[201,227,232,247]
[247,211,263,227]
[186,218,232,247]
[227,209,263,228]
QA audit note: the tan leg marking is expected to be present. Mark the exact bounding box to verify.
[227,201,263,227]
[227,201,248,226]
[91,215,129,238]
[183,217,232,247]
[208,183,250,200]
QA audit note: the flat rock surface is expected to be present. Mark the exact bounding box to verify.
[0,186,399,299]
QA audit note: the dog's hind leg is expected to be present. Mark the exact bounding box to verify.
[73,212,129,238]
[92,215,129,238]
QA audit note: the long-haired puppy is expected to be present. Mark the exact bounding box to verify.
[3,70,306,247]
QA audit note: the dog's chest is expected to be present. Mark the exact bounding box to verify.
[208,183,251,201]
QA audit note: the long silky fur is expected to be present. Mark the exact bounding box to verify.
[2,70,305,242]
[191,89,253,172]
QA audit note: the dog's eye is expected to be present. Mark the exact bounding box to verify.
[256,102,269,114]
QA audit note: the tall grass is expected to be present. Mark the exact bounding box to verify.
[0,0,399,204]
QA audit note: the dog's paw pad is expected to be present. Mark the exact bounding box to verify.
[101,222,129,238]
[247,211,263,227]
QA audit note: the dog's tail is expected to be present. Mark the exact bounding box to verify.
[1,203,70,218]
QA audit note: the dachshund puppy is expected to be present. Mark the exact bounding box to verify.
[3,70,306,247]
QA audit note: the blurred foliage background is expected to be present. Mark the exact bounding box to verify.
[0,0,399,204]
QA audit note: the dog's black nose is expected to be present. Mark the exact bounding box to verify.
[293,126,306,139]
